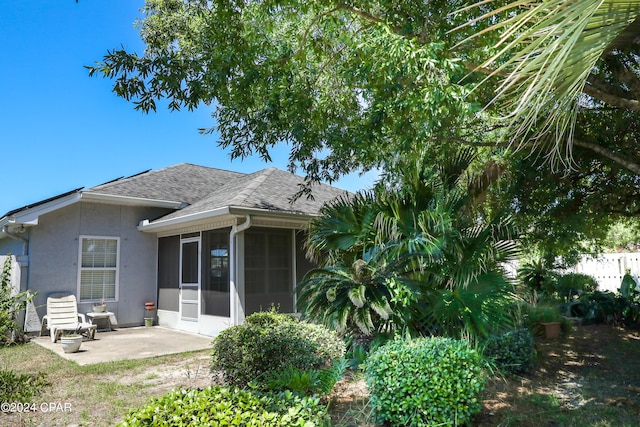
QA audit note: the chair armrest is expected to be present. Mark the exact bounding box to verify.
[40,315,49,336]
[78,313,88,323]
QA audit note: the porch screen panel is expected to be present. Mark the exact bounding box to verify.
[158,236,180,311]
[295,231,316,283]
[181,241,199,284]
[201,229,230,317]
[244,228,293,315]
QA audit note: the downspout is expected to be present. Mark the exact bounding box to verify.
[2,226,29,256]
[229,215,252,326]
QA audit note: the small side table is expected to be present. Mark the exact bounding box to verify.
[86,312,118,332]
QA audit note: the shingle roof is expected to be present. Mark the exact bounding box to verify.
[87,163,347,222]
[88,163,245,205]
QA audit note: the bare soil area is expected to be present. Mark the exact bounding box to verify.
[328,324,640,426]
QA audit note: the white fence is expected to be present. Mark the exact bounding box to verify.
[0,255,20,294]
[574,252,640,293]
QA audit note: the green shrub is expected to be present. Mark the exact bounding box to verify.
[483,328,535,374]
[299,322,346,364]
[211,311,346,388]
[118,386,330,427]
[0,369,47,402]
[264,358,348,396]
[244,310,298,327]
[365,337,485,426]
[555,273,598,301]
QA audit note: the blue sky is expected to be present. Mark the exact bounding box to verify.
[0,1,377,216]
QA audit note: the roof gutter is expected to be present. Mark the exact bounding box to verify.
[227,206,317,220]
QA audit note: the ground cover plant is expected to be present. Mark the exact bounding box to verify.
[118,386,330,427]
[0,369,47,403]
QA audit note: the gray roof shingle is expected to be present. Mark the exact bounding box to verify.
[88,163,245,205]
[87,163,347,222]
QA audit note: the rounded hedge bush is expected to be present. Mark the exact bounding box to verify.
[211,311,345,387]
[483,328,535,374]
[365,337,485,426]
[118,386,330,427]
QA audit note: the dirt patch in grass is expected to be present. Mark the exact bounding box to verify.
[328,324,640,426]
[475,324,640,426]
[115,352,212,393]
[1,348,213,427]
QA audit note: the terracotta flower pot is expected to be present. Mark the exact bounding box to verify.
[541,322,561,339]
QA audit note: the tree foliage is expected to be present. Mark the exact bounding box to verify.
[88,0,640,255]
[88,0,506,188]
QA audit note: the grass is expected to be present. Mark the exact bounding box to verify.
[0,344,211,426]
[2,324,639,426]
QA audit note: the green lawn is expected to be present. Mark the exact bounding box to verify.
[1,343,210,426]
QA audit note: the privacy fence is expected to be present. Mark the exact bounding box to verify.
[574,252,640,293]
[0,255,19,294]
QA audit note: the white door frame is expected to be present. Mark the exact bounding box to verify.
[179,236,201,333]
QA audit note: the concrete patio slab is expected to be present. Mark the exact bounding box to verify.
[32,326,213,365]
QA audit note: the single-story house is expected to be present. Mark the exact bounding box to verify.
[0,163,347,336]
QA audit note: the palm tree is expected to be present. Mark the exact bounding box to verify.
[297,148,519,339]
[458,0,640,173]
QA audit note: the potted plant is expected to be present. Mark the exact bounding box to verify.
[60,327,83,353]
[528,304,565,339]
[93,298,107,313]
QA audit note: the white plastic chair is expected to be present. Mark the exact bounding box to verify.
[43,295,97,342]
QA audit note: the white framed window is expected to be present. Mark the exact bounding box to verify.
[78,236,119,302]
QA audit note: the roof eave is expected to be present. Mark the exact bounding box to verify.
[227,206,316,221]
[138,205,317,233]
[8,192,83,226]
[137,206,233,232]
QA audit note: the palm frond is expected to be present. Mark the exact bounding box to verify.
[459,0,640,159]
[305,191,379,262]
[353,308,375,335]
[438,146,476,190]
[347,285,366,308]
